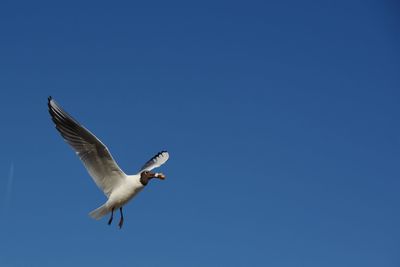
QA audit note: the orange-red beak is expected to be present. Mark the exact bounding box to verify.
[155,173,166,180]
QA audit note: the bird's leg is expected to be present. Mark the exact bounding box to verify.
[118,207,124,229]
[108,208,114,225]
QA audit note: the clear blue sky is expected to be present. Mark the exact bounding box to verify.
[0,0,399,266]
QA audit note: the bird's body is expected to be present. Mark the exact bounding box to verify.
[47,97,169,228]
[89,174,144,220]
[107,175,144,210]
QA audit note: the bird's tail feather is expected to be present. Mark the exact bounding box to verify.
[89,204,110,220]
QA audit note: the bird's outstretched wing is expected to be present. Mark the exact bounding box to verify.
[48,97,125,197]
[139,151,169,172]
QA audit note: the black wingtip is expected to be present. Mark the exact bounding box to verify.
[156,151,168,157]
[47,96,54,112]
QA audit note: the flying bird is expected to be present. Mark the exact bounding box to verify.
[47,97,169,228]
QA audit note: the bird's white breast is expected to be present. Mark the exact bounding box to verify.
[106,175,144,208]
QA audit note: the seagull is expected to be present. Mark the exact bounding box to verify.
[47,97,169,228]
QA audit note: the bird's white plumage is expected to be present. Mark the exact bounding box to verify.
[48,97,169,221]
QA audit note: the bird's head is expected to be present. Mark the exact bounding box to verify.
[140,170,166,185]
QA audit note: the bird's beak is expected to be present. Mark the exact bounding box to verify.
[155,173,166,180]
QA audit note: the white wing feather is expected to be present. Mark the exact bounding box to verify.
[48,97,125,197]
[139,151,169,172]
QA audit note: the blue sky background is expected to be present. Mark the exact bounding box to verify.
[0,0,399,266]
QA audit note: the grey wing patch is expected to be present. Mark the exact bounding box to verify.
[48,96,125,196]
[140,151,169,172]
